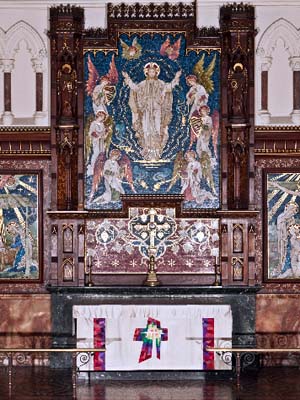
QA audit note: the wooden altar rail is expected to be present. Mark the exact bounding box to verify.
[209,347,300,387]
[0,348,105,400]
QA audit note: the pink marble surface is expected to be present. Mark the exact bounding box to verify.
[0,294,51,333]
[86,215,219,274]
[256,294,300,332]
[0,294,51,349]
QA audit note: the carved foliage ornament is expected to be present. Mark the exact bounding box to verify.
[107,2,195,20]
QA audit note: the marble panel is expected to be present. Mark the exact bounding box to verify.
[256,294,300,332]
[0,294,51,348]
[86,209,219,275]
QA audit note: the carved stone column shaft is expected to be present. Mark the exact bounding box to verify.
[293,71,300,110]
[4,72,11,112]
[289,57,300,124]
[261,70,268,110]
[2,59,14,125]
[36,72,43,112]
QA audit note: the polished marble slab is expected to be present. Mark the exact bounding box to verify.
[0,367,300,400]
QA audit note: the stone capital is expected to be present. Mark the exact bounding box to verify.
[1,59,14,73]
[261,57,272,72]
[31,56,45,73]
[289,56,300,71]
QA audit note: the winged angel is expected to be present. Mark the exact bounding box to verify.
[120,37,142,60]
[89,149,136,205]
[160,36,181,60]
[85,54,119,172]
[86,54,119,115]
[85,55,136,205]
[167,54,219,205]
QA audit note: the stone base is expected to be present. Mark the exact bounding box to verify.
[33,111,47,125]
[257,110,271,124]
[2,111,14,125]
[291,110,300,125]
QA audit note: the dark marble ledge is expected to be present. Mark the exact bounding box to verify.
[46,285,261,296]
[77,370,232,381]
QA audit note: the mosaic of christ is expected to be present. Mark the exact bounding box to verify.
[84,33,220,210]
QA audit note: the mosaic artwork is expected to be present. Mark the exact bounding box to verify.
[266,171,300,280]
[84,33,220,210]
[86,208,219,274]
[0,173,40,280]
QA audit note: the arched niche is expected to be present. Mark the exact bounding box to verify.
[256,18,300,124]
[0,20,47,125]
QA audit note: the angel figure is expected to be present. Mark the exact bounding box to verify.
[167,150,215,205]
[189,104,219,194]
[86,54,118,115]
[275,200,299,273]
[286,224,300,278]
[186,53,217,120]
[90,149,135,204]
[160,36,181,60]
[86,108,113,177]
[120,37,142,60]
[6,220,36,277]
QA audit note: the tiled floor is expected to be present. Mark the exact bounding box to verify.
[0,367,300,399]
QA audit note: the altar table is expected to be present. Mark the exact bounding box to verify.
[73,304,232,371]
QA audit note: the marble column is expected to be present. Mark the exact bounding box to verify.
[290,56,300,125]
[258,57,272,124]
[32,58,45,125]
[2,59,14,125]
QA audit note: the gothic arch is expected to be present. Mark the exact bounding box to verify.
[5,20,46,63]
[0,28,5,59]
[257,18,300,60]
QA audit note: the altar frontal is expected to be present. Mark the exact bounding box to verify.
[73,304,232,371]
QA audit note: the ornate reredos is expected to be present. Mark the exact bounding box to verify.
[83,2,221,212]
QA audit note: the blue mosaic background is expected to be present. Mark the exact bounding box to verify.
[0,174,39,280]
[267,172,300,279]
[84,33,220,210]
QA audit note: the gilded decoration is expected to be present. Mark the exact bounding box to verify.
[84,33,220,210]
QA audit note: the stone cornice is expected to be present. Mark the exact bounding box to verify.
[1,0,299,9]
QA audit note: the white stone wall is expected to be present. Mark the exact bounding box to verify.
[0,0,299,126]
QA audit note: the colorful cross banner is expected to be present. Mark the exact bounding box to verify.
[73,305,232,371]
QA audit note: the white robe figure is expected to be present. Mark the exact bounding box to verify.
[94,150,125,204]
[87,110,108,177]
[186,75,209,120]
[122,63,181,161]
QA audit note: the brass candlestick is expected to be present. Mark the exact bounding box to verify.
[214,256,221,286]
[86,255,94,287]
[144,255,160,287]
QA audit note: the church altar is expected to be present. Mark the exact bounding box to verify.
[73,304,232,371]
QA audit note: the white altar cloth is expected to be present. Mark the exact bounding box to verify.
[73,304,232,371]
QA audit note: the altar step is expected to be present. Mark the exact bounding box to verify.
[0,367,300,400]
